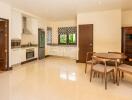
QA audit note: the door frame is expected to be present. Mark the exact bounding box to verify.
[0,18,9,71]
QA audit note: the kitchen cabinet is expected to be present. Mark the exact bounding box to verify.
[47,46,77,59]
[21,47,38,62]
[11,47,38,66]
[11,48,22,65]
[21,48,26,62]
[11,10,22,39]
[63,47,77,59]
[34,47,38,58]
[49,46,61,56]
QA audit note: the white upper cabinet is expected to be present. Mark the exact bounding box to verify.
[11,10,22,39]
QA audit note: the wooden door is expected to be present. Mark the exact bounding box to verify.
[0,19,9,71]
[79,24,93,63]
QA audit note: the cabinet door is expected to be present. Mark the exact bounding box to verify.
[21,49,26,62]
[11,10,22,39]
[11,49,21,65]
[125,28,132,34]
[34,48,38,58]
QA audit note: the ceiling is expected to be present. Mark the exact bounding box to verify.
[1,0,132,21]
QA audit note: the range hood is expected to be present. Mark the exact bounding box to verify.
[22,16,32,34]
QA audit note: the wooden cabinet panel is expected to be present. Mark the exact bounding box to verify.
[122,27,132,60]
[124,28,132,34]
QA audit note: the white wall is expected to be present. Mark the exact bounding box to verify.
[122,10,132,27]
[0,2,11,19]
[77,9,122,56]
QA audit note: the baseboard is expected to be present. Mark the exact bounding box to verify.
[46,55,77,60]
[45,55,50,58]
[76,60,79,63]
[0,67,13,71]
[7,67,13,71]
[21,58,37,64]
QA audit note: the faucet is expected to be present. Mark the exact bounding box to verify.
[28,42,32,46]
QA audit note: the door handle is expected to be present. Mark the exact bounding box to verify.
[89,43,93,46]
[5,49,7,53]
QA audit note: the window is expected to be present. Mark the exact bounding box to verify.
[68,33,76,44]
[58,27,77,45]
[47,27,52,44]
[60,34,67,44]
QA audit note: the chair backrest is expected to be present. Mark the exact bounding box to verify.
[86,52,95,61]
[92,56,117,72]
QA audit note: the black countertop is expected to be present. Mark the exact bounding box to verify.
[47,44,77,47]
[21,44,38,48]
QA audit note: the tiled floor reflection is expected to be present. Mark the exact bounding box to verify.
[0,56,132,100]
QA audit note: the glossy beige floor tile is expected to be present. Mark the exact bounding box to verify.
[0,57,132,100]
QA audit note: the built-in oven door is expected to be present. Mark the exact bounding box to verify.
[26,49,34,60]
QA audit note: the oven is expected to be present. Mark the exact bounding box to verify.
[26,49,34,60]
[11,39,21,49]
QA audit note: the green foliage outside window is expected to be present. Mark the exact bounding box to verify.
[59,33,76,44]
[60,34,67,44]
[69,33,76,44]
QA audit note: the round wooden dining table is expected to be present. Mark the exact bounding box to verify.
[93,53,126,60]
[93,53,126,82]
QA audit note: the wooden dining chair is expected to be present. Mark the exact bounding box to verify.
[90,56,116,90]
[85,52,95,73]
[108,52,125,79]
[117,64,132,86]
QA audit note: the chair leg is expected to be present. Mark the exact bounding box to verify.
[93,72,96,78]
[90,70,93,82]
[105,73,107,90]
[115,69,118,83]
[121,72,124,79]
[98,73,100,78]
[112,71,115,84]
[119,70,120,78]
[85,63,87,74]
[117,69,120,86]
[109,72,112,80]
[101,74,104,83]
